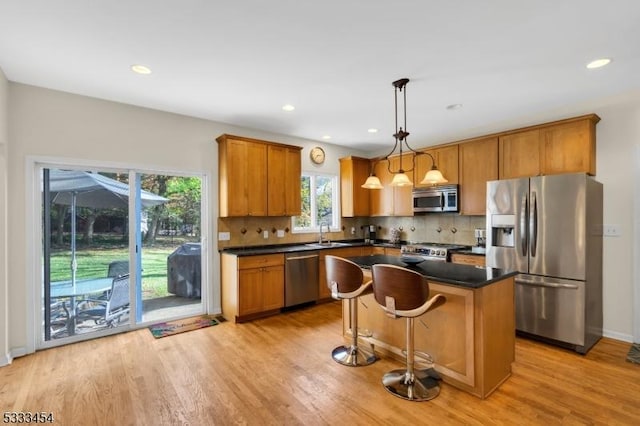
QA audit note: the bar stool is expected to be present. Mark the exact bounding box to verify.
[325,255,377,366]
[371,264,446,401]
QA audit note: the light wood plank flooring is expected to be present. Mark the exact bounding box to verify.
[1,301,639,425]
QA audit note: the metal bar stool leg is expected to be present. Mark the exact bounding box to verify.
[382,317,441,401]
[332,298,376,366]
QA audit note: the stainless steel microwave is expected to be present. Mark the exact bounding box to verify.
[412,185,459,213]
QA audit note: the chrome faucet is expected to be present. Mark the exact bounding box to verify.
[319,222,329,244]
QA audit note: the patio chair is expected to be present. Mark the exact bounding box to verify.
[108,260,129,278]
[77,274,130,328]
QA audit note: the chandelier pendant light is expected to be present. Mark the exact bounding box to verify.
[362,78,448,189]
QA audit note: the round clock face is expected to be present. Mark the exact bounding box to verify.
[310,147,325,164]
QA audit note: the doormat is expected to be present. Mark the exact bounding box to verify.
[627,343,640,364]
[149,315,219,339]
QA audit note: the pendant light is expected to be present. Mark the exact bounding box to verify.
[362,78,448,189]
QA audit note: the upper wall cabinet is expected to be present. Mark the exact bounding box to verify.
[339,156,370,217]
[267,145,302,216]
[369,154,413,217]
[459,137,498,216]
[217,134,302,217]
[499,114,599,179]
[415,144,459,187]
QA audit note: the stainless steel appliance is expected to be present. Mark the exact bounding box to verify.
[401,243,467,262]
[285,251,319,307]
[365,225,377,244]
[412,185,459,213]
[485,173,603,354]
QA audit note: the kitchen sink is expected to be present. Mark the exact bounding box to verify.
[304,242,352,248]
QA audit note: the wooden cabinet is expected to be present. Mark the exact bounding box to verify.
[451,253,486,267]
[499,114,599,179]
[217,134,302,217]
[351,275,515,399]
[217,136,268,217]
[459,137,498,215]
[540,116,598,176]
[339,156,371,217]
[267,145,302,216]
[318,246,369,301]
[499,129,541,179]
[221,253,284,322]
[415,145,459,187]
[369,154,413,217]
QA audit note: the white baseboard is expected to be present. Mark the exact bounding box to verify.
[603,329,634,343]
[0,352,12,367]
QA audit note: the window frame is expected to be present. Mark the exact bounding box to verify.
[291,171,340,234]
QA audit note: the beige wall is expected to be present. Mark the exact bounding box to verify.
[6,83,367,357]
[3,81,640,361]
[0,68,9,365]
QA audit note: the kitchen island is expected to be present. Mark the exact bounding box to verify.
[346,255,517,399]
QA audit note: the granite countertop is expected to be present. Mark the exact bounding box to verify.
[220,240,403,256]
[348,254,516,289]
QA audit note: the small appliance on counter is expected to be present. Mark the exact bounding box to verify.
[472,228,486,254]
[364,225,377,244]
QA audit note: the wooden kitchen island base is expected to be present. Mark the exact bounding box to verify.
[344,273,515,399]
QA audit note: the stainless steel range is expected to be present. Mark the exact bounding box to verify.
[401,243,468,262]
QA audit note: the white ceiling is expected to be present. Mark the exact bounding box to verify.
[1,1,639,152]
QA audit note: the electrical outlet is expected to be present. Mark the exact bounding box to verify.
[263,230,269,239]
[350,227,356,235]
[218,232,230,241]
[276,229,285,238]
[603,224,621,237]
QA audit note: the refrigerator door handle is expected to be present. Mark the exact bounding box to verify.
[520,194,528,256]
[515,278,580,290]
[530,191,537,257]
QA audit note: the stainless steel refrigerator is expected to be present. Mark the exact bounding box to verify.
[485,173,603,354]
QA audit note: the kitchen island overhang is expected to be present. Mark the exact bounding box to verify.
[344,255,517,399]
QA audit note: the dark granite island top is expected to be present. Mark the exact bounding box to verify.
[341,254,516,399]
[346,254,516,288]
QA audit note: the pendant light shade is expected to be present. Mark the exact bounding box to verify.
[390,172,413,187]
[420,167,448,186]
[361,78,447,189]
[361,175,383,189]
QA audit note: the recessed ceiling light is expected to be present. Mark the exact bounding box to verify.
[586,58,612,69]
[322,135,331,140]
[282,104,295,112]
[446,103,463,110]
[368,128,379,133]
[130,64,152,75]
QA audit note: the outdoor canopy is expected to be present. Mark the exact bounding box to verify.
[49,169,168,208]
[46,169,168,287]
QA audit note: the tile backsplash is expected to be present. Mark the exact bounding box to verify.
[217,214,485,249]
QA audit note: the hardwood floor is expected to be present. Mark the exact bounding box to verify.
[1,301,639,425]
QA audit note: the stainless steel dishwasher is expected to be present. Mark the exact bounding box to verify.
[285,251,319,307]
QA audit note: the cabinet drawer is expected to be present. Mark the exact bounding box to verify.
[451,253,485,267]
[238,254,284,269]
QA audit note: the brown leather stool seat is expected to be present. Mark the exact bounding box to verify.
[325,255,377,366]
[371,264,446,401]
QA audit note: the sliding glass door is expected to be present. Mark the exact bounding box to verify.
[40,166,205,345]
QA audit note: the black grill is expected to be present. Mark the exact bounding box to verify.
[167,243,201,298]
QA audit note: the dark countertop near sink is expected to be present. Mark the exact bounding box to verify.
[220,240,402,256]
[348,254,515,289]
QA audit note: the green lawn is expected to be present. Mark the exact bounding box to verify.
[50,246,175,299]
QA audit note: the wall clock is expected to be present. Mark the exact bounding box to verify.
[310,146,326,165]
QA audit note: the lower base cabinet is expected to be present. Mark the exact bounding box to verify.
[347,275,515,399]
[221,253,284,322]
